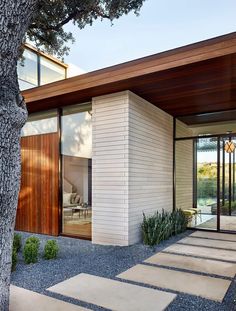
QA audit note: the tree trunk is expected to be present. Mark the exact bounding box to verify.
[0,1,38,310]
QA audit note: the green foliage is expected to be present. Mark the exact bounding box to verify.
[23,236,40,264]
[13,233,22,253]
[11,247,18,272]
[26,0,146,59]
[25,236,40,248]
[43,240,59,260]
[141,209,188,246]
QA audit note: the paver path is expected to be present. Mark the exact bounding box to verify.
[13,231,236,310]
[10,285,90,311]
[178,236,236,250]
[48,273,176,311]
[145,252,236,277]
[117,264,231,302]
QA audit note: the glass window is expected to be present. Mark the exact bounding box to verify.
[18,79,37,91]
[40,56,66,85]
[21,110,58,137]
[61,104,92,238]
[62,104,92,158]
[17,49,38,89]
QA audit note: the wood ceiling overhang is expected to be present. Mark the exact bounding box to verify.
[23,32,236,119]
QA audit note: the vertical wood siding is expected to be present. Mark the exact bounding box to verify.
[16,133,59,236]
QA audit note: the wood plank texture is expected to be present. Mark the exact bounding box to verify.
[16,133,59,236]
[22,33,236,118]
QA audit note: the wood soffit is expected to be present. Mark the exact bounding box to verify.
[22,32,236,119]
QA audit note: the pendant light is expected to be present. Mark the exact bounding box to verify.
[225,132,235,153]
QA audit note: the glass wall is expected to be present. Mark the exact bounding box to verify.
[17,47,66,91]
[40,56,66,85]
[18,49,38,90]
[175,117,236,232]
[175,137,217,230]
[21,110,58,137]
[61,104,92,238]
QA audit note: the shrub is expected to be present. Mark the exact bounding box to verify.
[23,236,40,264]
[25,236,40,248]
[11,247,17,272]
[43,240,59,260]
[13,233,22,252]
[141,209,188,246]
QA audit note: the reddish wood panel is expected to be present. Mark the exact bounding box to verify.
[16,133,59,236]
[22,32,236,119]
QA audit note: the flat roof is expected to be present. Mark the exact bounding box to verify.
[24,43,68,68]
[23,32,236,120]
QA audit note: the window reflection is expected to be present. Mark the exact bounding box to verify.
[21,110,58,137]
[17,46,66,90]
[40,56,66,85]
[17,49,38,88]
[61,104,92,238]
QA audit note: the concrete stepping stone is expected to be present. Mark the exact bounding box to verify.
[163,244,236,262]
[145,252,236,277]
[190,231,236,242]
[178,237,236,251]
[117,264,231,302]
[48,273,176,311]
[10,285,89,311]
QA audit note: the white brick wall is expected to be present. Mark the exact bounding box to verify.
[92,91,173,245]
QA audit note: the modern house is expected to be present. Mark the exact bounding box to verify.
[16,32,236,246]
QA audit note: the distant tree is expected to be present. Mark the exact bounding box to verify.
[0,1,145,309]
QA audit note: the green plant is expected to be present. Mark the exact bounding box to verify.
[23,236,40,264]
[13,233,22,252]
[141,209,188,246]
[25,236,40,248]
[11,247,17,272]
[43,240,59,260]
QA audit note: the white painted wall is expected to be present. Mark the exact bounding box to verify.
[128,92,173,244]
[92,91,173,246]
[92,93,129,245]
[175,120,194,211]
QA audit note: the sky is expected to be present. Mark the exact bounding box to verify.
[64,0,236,72]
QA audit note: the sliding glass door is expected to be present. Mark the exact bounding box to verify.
[195,137,218,230]
[219,136,236,231]
[175,134,236,232]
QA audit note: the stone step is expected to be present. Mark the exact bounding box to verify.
[48,273,176,311]
[117,264,231,302]
[10,285,89,311]
[163,243,236,262]
[145,252,236,277]
[178,236,236,251]
[190,231,236,242]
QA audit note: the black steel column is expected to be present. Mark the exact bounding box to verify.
[58,108,63,234]
[217,137,220,231]
[229,146,232,216]
[193,139,197,208]
[173,118,176,211]
[222,140,225,206]
[233,151,235,202]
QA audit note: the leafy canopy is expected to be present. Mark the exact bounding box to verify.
[26,0,145,58]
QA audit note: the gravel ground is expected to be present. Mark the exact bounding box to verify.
[11,230,236,311]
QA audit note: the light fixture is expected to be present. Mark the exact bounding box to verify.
[225,132,235,153]
[225,141,235,153]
